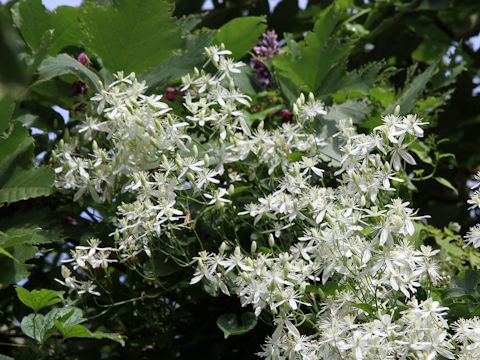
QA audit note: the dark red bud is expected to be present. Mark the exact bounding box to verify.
[73,81,89,95]
[280,109,293,121]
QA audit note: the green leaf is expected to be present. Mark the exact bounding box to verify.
[410,141,433,164]
[55,321,125,346]
[0,123,32,175]
[81,0,182,73]
[141,30,213,90]
[318,61,383,97]
[20,313,50,342]
[36,54,101,93]
[0,246,18,262]
[323,99,371,124]
[412,40,449,64]
[434,177,458,196]
[0,122,54,204]
[11,0,83,55]
[0,94,15,133]
[212,16,266,59]
[0,354,14,360]
[216,312,257,339]
[351,303,375,315]
[0,166,55,204]
[385,64,438,115]
[273,4,350,94]
[45,307,85,326]
[15,287,63,312]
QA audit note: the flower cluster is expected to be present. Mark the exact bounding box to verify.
[465,171,480,248]
[54,44,480,357]
[55,238,116,296]
[189,104,479,357]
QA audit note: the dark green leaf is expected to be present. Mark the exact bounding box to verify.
[11,0,83,54]
[216,312,257,339]
[81,0,183,73]
[434,177,458,196]
[141,30,213,90]
[0,94,15,133]
[212,16,266,59]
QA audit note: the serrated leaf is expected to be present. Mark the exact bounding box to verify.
[216,312,257,339]
[212,16,267,59]
[11,0,83,55]
[385,64,438,115]
[36,54,101,93]
[273,4,351,94]
[0,166,55,204]
[81,0,182,73]
[434,176,458,196]
[15,287,63,313]
[318,61,383,96]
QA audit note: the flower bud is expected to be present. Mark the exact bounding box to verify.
[227,184,235,195]
[268,233,275,248]
[204,154,210,167]
[394,105,400,116]
[360,195,366,207]
[251,241,257,253]
[77,52,91,67]
[219,241,227,255]
[187,172,196,184]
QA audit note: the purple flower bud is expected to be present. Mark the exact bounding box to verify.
[250,59,272,86]
[253,30,280,60]
[77,52,91,67]
[73,81,89,95]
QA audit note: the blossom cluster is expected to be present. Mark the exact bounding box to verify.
[55,238,116,296]
[53,44,480,357]
[465,171,480,248]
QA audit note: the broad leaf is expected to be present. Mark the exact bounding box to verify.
[216,312,257,339]
[385,64,438,115]
[212,16,267,59]
[0,94,15,133]
[323,99,372,123]
[20,313,50,342]
[11,0,83,55]
[55,321,125,346]
[36,54,101,93]
[80,0,182,73]
[273,4,351,94]
[141,31,213,90]
[15,287,63,313]
[0,167,55,204]
[0,122,55,204]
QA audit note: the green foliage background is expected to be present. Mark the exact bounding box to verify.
[0,0,479,358]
